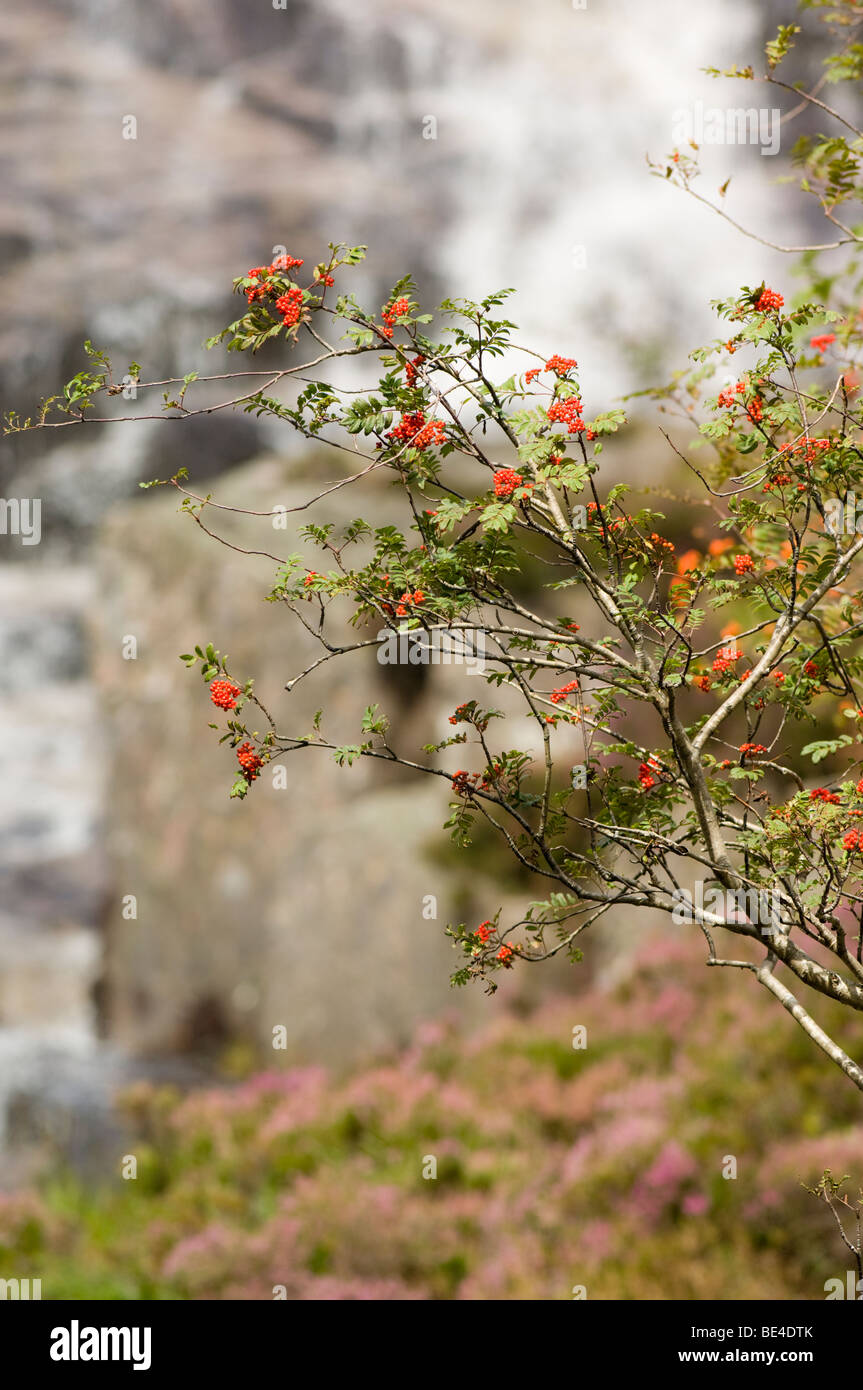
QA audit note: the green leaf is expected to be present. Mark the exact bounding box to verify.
[801,736,853,764]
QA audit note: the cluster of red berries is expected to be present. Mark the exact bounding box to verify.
[275,286,304,326]
[404,354,425,387]
[313,268,335,286]
[638,759,661,790]
[718,382,746,408]
[755,287,784,313]
[388,410,446,451]
[388,412,423,444]
[209,679,240,711]
[412,419,446,450]
[803,660,819,677]
[640,757,662,787]
[648,532,675,554]
[716,382,763,423]
[381,296,410,338]
[763,472,793,492]
[739,742,768,758]
[713,646,743,674]
[493,468,527,499]
[694,674,711,692]
[245,255,305,303]
[475,921,493,943]
[479,761,505,790]
[778,437,830,465]
[452,769,480,796]
[245,268,271,305]
[525,355,578,385]
[272,253,304,272]
[843,828,862,851]
[811,787,841,805]
[550,679,579,705]
[237,742,264,783]
[447,703,490,732]
[810,333,836,353]
[544,355,578,376]
[497,945,514,965]
[801,438,829,463]
[587,502,626,533]
[547,399,586,433]
[395,589,425,616]
[734,554,755,575]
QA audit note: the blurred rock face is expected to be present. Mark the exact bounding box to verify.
[91,458,569,1062]
[0,0,793,1157]
[0,563,111,1178]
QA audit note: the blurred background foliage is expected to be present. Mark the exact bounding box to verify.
[3,935,861,1299]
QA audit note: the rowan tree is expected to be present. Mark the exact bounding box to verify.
[10,3,863,1095]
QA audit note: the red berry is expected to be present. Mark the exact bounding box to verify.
[275,285,303,327]
[387,410,445,452]
[270,253,304,272]
[236,742,264,783]
[381,296,411,337]
[493,468,524,499]
[547,399,585,433]
[210,679,241,711]
[810,787,841,805]
[544,355,578,375]
[550,679,579,705]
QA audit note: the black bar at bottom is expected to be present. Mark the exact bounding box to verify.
[1,1297,858,1376]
